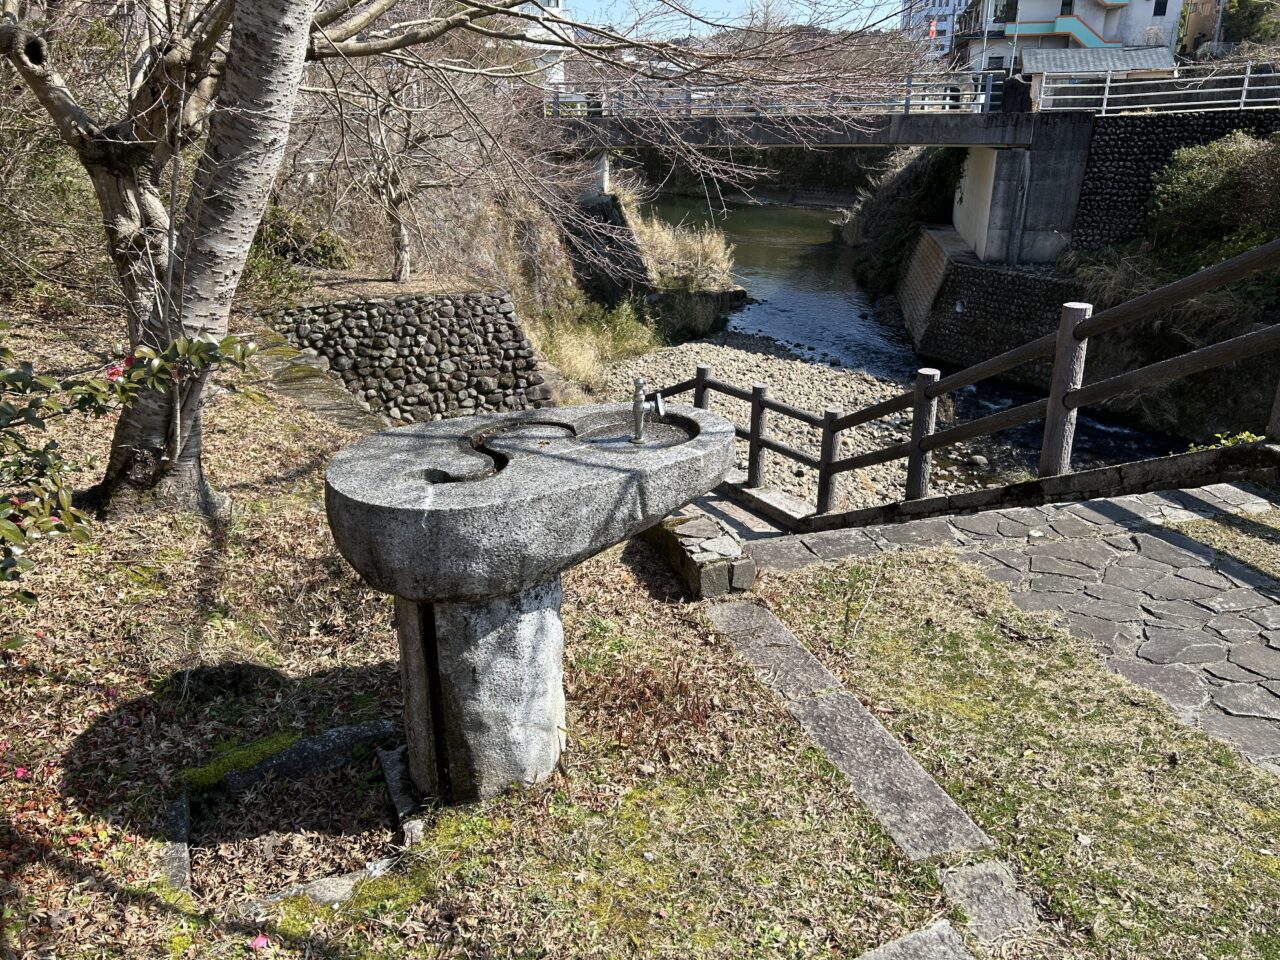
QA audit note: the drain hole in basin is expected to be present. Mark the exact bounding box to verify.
[403,443,508,485]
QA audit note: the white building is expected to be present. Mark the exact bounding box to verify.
[950,0,1184,73]
[903,0,967,59]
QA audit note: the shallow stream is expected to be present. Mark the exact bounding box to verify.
[645,198,1178,479]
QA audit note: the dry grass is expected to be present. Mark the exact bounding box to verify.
[1,311,945,958]
[1176,508,1280,583]
[761,551,1280,960]
[523,296,663,394]
[628,210,735,294]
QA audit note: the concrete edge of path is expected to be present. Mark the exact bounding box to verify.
[855,921,976,960]
[705,601,991,862]
[706,600,1047,950]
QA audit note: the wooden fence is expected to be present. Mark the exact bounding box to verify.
[649,237,1280,517]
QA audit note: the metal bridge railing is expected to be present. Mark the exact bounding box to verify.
[545,74,1004,119]
[1039,62,1280,115]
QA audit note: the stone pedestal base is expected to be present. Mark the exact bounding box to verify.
[394,578,566,803]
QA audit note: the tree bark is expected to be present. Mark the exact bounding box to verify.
[391,202,411,283]
[100,0,317,509]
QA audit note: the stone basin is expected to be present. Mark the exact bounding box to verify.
[325,402,735,803]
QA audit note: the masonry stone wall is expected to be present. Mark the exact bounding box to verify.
[908,257,1082,387]
[1072,110,1280,250]
[270,292,552,422]
[898,229,1280,441]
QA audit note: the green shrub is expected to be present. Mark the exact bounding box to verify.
[1187,430,1266,452]
[239,204,354,309]
[1066,130,1280,322]
[1147,130,1280,280]
[253,204,352,269]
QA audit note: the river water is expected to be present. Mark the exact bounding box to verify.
[647,197,1175,472]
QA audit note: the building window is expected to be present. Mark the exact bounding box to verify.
[1154,0,1168,14]
[1060,0,1074,14]
[987,55,1005,69]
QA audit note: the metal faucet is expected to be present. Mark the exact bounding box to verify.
[631,377,664,443]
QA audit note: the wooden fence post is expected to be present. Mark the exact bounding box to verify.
[905,368,940,500]
[816,407,842,514]
[694,364,711,410]
[748,384,768,489]
[1039,302,1093,478]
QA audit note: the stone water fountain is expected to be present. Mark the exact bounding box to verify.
[326,386,735,803]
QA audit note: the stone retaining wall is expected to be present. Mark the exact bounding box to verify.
[1072,110,1280,250]
[903,235,1083,387]
[897,227,1280,440]
[269,292,552,421]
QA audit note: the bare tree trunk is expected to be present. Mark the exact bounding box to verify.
[99,0,316,511]
[391,202,411,283]
[83,161,171,346]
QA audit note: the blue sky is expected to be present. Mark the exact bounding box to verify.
[564,0,906,33]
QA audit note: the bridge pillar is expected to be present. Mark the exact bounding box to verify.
[579,149,611,205]
[951,115,1094,265]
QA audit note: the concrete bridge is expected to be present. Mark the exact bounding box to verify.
[559,63,1280,266]
[568,111,1040,150]
[572,109,1097,266]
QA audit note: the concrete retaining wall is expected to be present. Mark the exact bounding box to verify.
[901,228,1083,385]
[269,292,552,422]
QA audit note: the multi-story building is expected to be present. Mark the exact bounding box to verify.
[902,0,967,59]
[950,0,1184,72]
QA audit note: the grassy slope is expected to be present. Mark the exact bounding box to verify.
[7,311,1280,958]
[760,550,1280,960]
[1,314,944,958]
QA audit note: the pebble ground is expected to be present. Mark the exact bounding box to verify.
[609,332,1012,513]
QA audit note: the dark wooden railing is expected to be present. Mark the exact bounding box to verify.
[650,236,1280,516]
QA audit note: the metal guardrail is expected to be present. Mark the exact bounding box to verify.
[650,237,1280,518]
[547,61,1280,120]
[545,74,1004,119]
[1039,62,1280,114]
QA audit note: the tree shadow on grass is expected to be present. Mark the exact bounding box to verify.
[12,660,406,954]
[63,660,401,844]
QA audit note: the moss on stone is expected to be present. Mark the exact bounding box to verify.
[179,731,300,793]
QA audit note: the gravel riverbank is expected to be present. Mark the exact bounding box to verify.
[608,332,1014,513]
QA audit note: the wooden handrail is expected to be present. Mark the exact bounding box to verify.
[829,442,912,476]
[1067,323,1280,409]
[927,335,1055,399]
[760,436,821,469]
[662,240,1280,518]
[833,392,912,431]
[921,398,1048,452]
[761,395,825,428]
